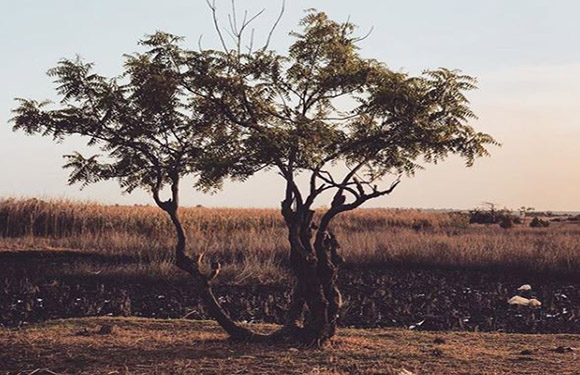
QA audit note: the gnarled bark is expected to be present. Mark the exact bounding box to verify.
[155,178,346,347]
[280,197,345,346]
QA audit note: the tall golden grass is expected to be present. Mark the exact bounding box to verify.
[1,198,579,282]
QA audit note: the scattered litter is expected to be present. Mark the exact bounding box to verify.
[27,369,60,375]
[508,296,530,305]
[553,346,575,353]
[182,310,199,319]
[409,319,425,330]
[508,296,541,307]
[398,369,416,375]
[517,284,532,291]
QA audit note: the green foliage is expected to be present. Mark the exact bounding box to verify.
[180,9,498,217]
[11,38,232,198]
[12,9,497,214]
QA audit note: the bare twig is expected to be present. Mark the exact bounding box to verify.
[206,0,230,52]
[263,0,285,50]
[353,26,374,43]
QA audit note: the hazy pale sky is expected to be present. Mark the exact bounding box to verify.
[1,0,579,210]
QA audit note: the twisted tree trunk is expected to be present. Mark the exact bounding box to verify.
[281,201,345,346]
[156,181,345,347]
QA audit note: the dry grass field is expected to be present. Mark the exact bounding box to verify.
[1,199,579,374]
[1,317,579,375]
[1,198,579,283]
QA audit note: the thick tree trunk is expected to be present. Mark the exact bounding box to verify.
[299,232,343,345]
[282,206,344,346]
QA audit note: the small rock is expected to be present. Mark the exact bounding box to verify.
[398,369,416,375]
[97,324,113,335]
[517,284,532,291]
[519,349,534,355]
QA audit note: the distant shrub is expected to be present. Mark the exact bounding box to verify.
[469,207,514,225]
[499,216,514,229]
[530,217,550,228]
[469,209,494,224]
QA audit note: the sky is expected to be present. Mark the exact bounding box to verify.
[1,0,579,211]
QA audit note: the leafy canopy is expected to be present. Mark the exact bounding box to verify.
[11,33,238,202]
[178,9,498,212]
[12,9,497,213]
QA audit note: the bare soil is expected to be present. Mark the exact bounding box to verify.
[1,317,579,375]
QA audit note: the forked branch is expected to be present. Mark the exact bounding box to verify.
[205,0,285,54]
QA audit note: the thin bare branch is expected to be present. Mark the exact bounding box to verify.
[246,28,255,54]
[239,9,265,35]
[197,34,204,51]
[206,0,230,52]
[353,26,374,43]
[263,0,285,50]
[230,0,238,33]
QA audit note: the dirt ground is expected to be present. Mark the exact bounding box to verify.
[0,317,578,375]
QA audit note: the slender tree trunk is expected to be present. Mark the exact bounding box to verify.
[161,201,269,342]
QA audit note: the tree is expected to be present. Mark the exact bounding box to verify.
[10,33,256,339]
[177,8,498,345]
[12,6,497,347]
